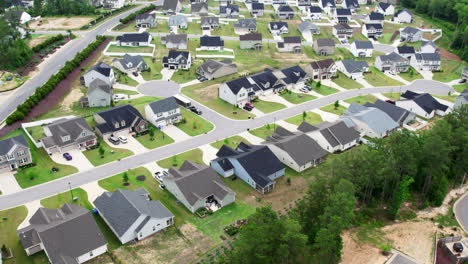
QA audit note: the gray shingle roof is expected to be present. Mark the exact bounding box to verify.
[168,15,188,26]
[94,188,173,237]
[116,32,150,43]
[298,121,360,147]
[147,97,179,114]
[191,2,208,13]
[414,53,440,62]
[42,117,95,148]
[368,11,384,20]
[340,59,369,73]
[198,59,236,74]
[116,54,146,70]
[402,26,420,35]
[200,35,224,47]
[353,40,374,49]
[0,134,28,155]
[342,103,399,134]
[364,99,411,124]
[378,2,391,11]
[239,32,262,41]
[397,45,415,54]
[94,105,145,134]
[88,62,112,77]
[161,33,187,45]
[336,8,351,16]
[88,78,112,94]
[400,91,448,114]
[298,21,319,33]
[316,38,335,47]
[234,18,256,29]
[378,52,407,63]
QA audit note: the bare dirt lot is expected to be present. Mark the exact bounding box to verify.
[29,17,95,30]
[28,34,50,48]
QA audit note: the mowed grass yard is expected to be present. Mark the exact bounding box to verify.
[106,45,154,54]
[157,148,205,169]
[83,138,133,166]
[320,104,348,115]
[344,95,378,105]
[211,135,251,149]
[135,124,174,149]
[279,91,317,104]
[175,108,214,136]
[312,85,339,96]
[399,67,423,82]
[249,124,281,139]
[285,111,323,126]
[254,100,286,113]
[433,60,467,83]
[364,67,404,87]
[332,72,364,89]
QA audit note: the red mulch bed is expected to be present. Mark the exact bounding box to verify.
[0,38,111,138]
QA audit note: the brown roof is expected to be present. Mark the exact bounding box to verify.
[240,32,262,41]
[309,59,335,70]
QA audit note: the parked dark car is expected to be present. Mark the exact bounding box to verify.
[243,105,253,111]
[132,72,138,77]
[197,76,208,82]
[385,100,395,105]
[245,102,254,108]
[188,106,202,115]
[63,153,72,161]
[108,136,120,145]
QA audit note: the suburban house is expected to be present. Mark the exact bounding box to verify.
[279,65,309,90]
[162,50,192,70]
[144,97,182,128]
[269,21,289,35]
[308,6,323,21]
[375,2,394,15]
[263,127,327,172]
[364,99,416,126]
[211,143,285,194]
[234,19,257,35]
[82,62,115,88]
[94,188,174,244]
[297,0,312,12]
[454,90,468,109]
[298,120,360,153]
[116,32,152,46]
[334,8,352,24]
[277,5,294,19]
[19,0,34,8]
[93,105,148,136]
[251,2,265,17]
[219,0,234,6]
[400,26,422,42]
[336,59,369,79]
[298,21,320,40]
[340,103,399,138]
[165,161,236,213]
[162,0,182,14]
[277,36,302,53]
[395,44,415,60]
[313,38,335,56]
[333,23,353,40]
[379,0,398,4]
[343,0,359,13]
[420,40,438,53]
[320,0,336,16]
[396,91,450,118]
[191,2,208,16]
[161,33,188,49]
[365,11,384,24]
[200,35,224,50]
[410,53,441,71]
[463,67,468,82]
[305,59,337,80]
[41,117,97,154]
[17,204,107,264]
[375,52,409,74]
[200,16,220,30]
[80,79,112,108]
[239,32,263,50]
[197,59,238,80]
[362,23,383,39]
[102,0,129,9]
[135,13,156,28]
[220,4,240,18]
[350,40,374,57]
[5,10,31,24]
[113,54,148,74]
[393,8,413,24]
[0,134,31,171]
[168,15,188,29]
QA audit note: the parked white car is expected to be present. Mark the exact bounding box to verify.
[118,136,128,144]
[112,94,128,102]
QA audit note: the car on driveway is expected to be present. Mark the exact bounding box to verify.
[245,102,254,108]
[304,86,312,91]
[154,172,163,183]
[243,105,253,111]
[159,184,166,190]
[63,153,72,161]
[112,94,127,102]
[109,136,120,145]
[300,88,309,93]
[197,76,207,82]
[118,136,128,144]
[188,106,202,115]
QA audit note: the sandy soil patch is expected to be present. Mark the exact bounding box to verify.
[341,231,388,264]
[192,83,218,102]
[29,17,95,30]
[28,35,50,48]
[272,52,314,63]
[87,253,115,264]
[418,184,468,218]
[439,48,462,61]
[114,225,214,264]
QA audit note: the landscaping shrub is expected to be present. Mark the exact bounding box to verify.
[80,5,135,30]
[118,4,156,25]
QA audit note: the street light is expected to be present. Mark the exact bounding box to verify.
[68,182,74,202]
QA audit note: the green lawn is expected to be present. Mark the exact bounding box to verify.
[332,72,364,89]
[382,93,401,100]
[211,22,237,37]
[141,57,163,81]
[433,94,458,103]
[26,125,45,143]
[83,138,133,166]
[285,111,323,126]
[196,50,235,56]
[106,45,154,54]
[344,95,378,105]
[113,89,139,95]
[320,104,347,115]
[190,203,255,242]
[0,206,49,264]
[313,85,339,96]
[211,135,251,149]
[2,129,79,189]
[249,124,280,139]
[157,148,205,169]
[99,167,194,226]
[399,67,423,82]
[279,91,317,104]
[135,124,174,149]
[453,83,468,93]
[179,22,203,35]
[364,67,404,87]
[433,60,467,83]
[115,96,161,115]
[114,67,139,86]
[378,22,402,44]
[170,63,199,84]
[175,108,214,136]
[253,100,286,113]
[146,20,170,33]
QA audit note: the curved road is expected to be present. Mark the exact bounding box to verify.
[454,192,468,233]
[0,79,453,211]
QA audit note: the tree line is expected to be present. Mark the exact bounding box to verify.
[215,105,467,264]
[118,4,155,25]
[0,17,33,70]
[30,0,96,16]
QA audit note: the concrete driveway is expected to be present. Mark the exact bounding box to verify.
[103,133,148,154]
[137,80,181,97]
[0,170,22,195]
[162,125,191,142]
[50,149,95,172]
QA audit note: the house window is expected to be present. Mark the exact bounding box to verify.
[61,135,70,142]
[90,251,93,257]
[139,233,142,237]
[114,122,120,129]
[81,132,87,137]
[17,150,25,157]
[121,120,126,127]
[140,125,146,130]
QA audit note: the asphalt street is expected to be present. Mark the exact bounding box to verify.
[454,192,468,233]
[0,79,454,211]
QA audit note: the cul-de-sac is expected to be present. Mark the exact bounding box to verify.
[0,0,467,263]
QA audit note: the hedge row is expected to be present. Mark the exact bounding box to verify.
[6,36,108,125]
[32,34,65,53]
[119,4,155,25]
[80,5,135,30]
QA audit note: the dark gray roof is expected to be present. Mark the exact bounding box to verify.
[345,0,359,8]
[95,105,145,134]
[378,52,407,63]
[0,134,28,155]
[89,78,112,94]
[298,120,360,147]
[397,45,415,54]
[353,40,373,49]
[298,21,319,32]
[220,4,239,14]
[414,53,440,62]
[378,2,391,11]
[368,11,384,20]
[18,204,106,264]
[163,0,180,11]
[200,35,224,47]
[239,32,262,41]
[278,5,294,12]
[136,13,155,21]
[198,59,236,74]
[421,40,436,48]
[264,127,327,166]
[321,0,335,7]
[147,97,179,114]
[283,36,301,43]
[336,8,351,16]
[400,91,448,114]
[340,59,369,73]
[88,62,112,77]
[191,2,208,13]
[225,77,259,95]
[252,2,264,10]
[316,38,335,47]
[395,8,412,17]
[365,23,383,30]
[94,188,173,237]
[42,117,95,148]
[309,6,322,13]
[364,99,411,124]
[234,18,256,29]
[401,26,420,35]
[309,59,335,70]
[165,50,190,60]
[334,23,352,30]
[115,54,146,70]
[168,15,188,26]
[166,161,234,206]
[269,21,288,30]
[116,32,150,43]
[161,33,187,45]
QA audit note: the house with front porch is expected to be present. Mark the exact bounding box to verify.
[375,2,394,15]
[277,5,295,19]
[396,91,450,118]
[313,38,335,55]
[400,27,422,43]
[93,105,148,137]
[336,59,369,79]
[362,23,383,39]
[269,21,289,35]
[135,13,156,28]
[350,40,374,57]
[305,59,337,80]
[0,135,32,171]
[410,53,441,71]
[200,16,219,30]
[162,50,192,70]
[211,143,285,194]
[375,52,409,74]
[145,97,182,128]
[333,23,353,40]
[116,32,152,47]
[234,19,257,35]
[308,6,323,20]
[239,32,263,50]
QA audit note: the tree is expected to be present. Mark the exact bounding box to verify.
[149,127,155,141]
[224,137,229,145]
[334,100,340,109]
[192,120,198,129]
[122,172,129,183]
[172,155,178,166]
[302,111,307,121]
[98,146,105,158]
[388,176,414,219]
[316,81,321,89]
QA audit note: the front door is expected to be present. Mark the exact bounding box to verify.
[10,164,16,170]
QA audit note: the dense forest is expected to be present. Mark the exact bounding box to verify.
[29,0,96,16]
[400,0,468,60]
[0,17,33,70]
[217,105,468,264]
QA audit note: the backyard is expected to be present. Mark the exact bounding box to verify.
[432,60,466,82]
[285,111,323,126]
[106,45,154,54]
[279,91,317,104]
